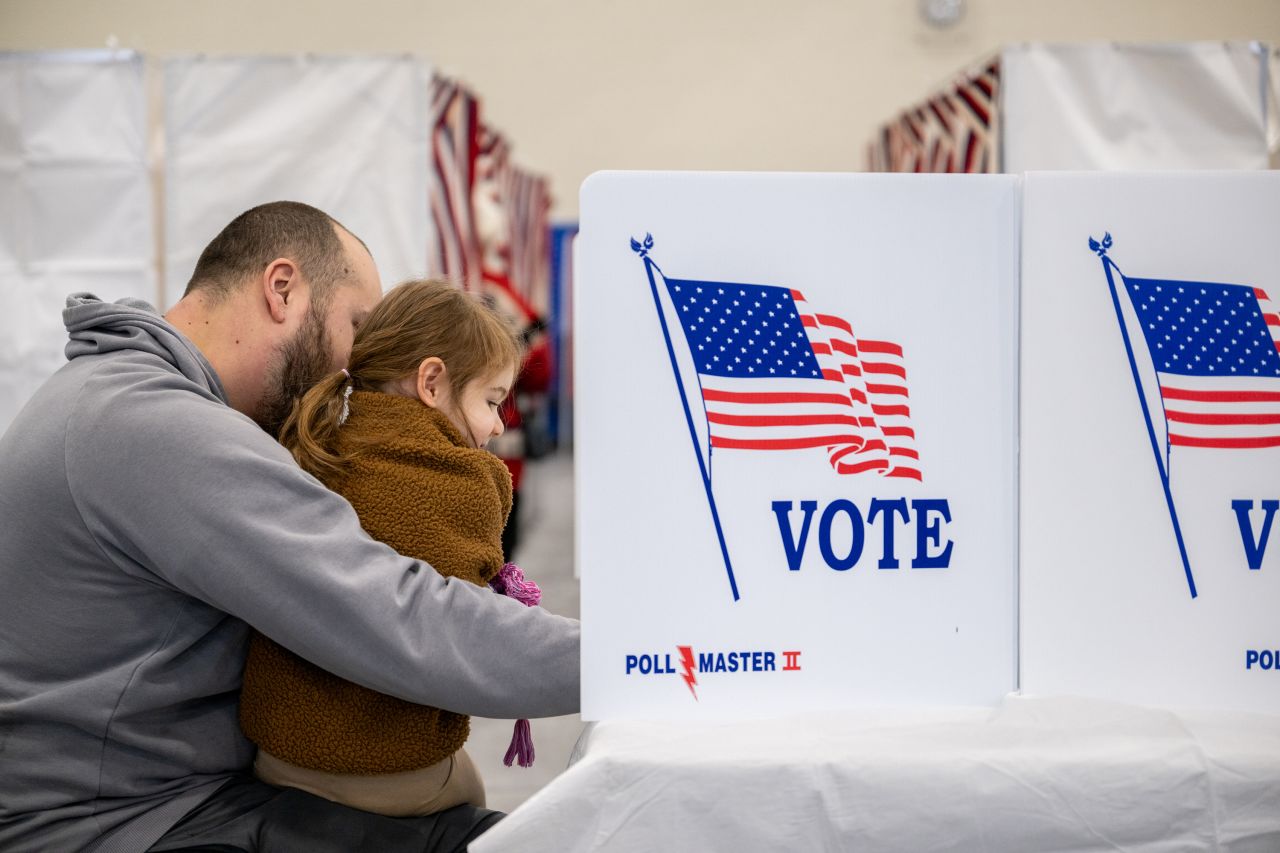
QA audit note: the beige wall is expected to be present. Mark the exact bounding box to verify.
[2,0,1277,217]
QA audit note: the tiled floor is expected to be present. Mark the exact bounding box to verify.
[467,450,585,813]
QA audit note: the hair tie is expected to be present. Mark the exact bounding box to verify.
[339,368,354,424]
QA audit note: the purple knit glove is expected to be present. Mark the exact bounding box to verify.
[489,562,541,767]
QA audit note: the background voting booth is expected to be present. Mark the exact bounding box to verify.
[0,53,154,437]
[0,52,557,439]
[472,171,1280,853]
[868,41,1273,175]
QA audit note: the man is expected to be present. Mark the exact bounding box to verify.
[0,202,580,852]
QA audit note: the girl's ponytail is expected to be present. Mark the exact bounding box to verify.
[277,370,353,482]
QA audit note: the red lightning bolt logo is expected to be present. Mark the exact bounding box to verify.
[676,645,698,701]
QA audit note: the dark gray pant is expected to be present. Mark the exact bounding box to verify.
[147,776,502,853]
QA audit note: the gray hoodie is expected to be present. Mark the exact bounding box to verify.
[0,295,581,852]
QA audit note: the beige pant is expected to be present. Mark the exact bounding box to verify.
[254,748,486,818]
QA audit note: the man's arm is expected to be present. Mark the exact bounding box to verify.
[66,367,579,719]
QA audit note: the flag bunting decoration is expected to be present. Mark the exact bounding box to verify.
[427,74,553,336]
[867,56,1000,174]
[427,75,481,290]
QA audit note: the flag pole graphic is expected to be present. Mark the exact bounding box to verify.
[632,234,741,602]
[1092,234,1197,599]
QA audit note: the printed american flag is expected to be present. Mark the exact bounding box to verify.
[1124,276,1280,449]
[664,275,921,480]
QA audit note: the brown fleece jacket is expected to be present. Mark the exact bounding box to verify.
[238,391,513,775]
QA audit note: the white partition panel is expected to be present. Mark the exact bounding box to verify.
[164,55,431,303]
[578,171,1020,720]
[1021,171,1280,712]
[1003,42,1269,172]
[0,51,154,434]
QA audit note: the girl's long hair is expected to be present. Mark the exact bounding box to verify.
[278,279,522,481]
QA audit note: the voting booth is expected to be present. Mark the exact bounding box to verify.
[576,171,1020,719]
[575,169,1280,720]
[473,170,1280,853]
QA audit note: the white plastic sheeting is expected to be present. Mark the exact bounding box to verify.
[163,55,432,306]
[1003,42,1270,172]
[1269,47,1280,168]
[472,696,1280,853]
[0,51,154,435]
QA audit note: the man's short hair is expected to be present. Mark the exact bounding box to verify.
[183,201,360,305]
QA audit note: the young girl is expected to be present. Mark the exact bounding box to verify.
[238,279,537,817]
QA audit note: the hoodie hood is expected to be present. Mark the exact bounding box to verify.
[63,292,228,404]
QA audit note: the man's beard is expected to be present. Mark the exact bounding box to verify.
[256,302,334,437]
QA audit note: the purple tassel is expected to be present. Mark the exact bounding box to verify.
[503,717,535,768]
[490,563,540,767]
[489,562,542,607]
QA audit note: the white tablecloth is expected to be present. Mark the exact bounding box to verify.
[472,696,1280,852]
